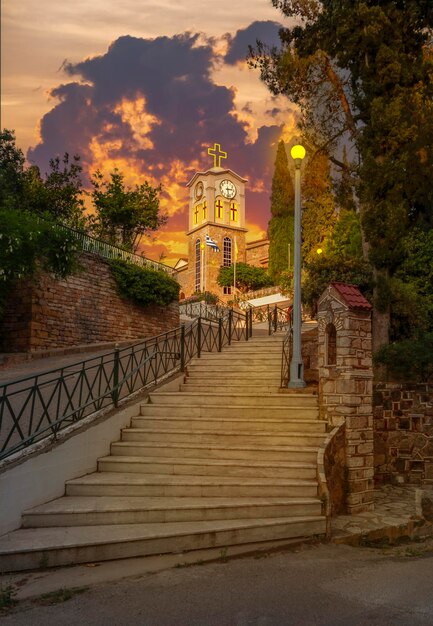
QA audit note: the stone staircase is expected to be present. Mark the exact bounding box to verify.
[0,334,328,572]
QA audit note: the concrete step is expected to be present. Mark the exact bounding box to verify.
[186,363,281,373]
[99,454,317,480]
[148,392,318,408]
[110,441,319,463]
[188,358,281,367]
[65,472,318,498]
[22,496,322,527]
[139,404,319,419]
[131,416,325,433]
[0,516,326,572]
[120,427,325,447]
[184,372,280,381]
[179,380,280,396]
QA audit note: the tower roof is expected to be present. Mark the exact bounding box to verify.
[187,168,248,187]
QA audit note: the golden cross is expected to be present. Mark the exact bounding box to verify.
[208,143,227,168]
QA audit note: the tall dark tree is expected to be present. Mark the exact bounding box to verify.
[268,139,294,281]
[250,1,433,347]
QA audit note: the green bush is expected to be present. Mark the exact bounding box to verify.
[109,259,179,307]
[0,209,79,317]
[302,255,373,315]
[217,263,273,293]
[374,333,433,382]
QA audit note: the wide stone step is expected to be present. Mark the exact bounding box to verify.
[110,441,318,463]
[131,416,325,433]
[186,364,281,373]
[139,404,319,419]
[121,427,325,447]
[179,380,280,395]
[148,392,318,407]
[185,372,280,381]
[100,454,317,479]
[65,472,318,498]
[0,516,327,572]
[22,496,322,527]
[188,358,281,367]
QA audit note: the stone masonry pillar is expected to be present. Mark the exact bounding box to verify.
[317,283,374,514]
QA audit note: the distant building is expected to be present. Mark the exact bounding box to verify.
[176,158,269,301]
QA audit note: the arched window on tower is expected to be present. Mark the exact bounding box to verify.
[195,239,201,292]
[326,323,337,366]
[223,237,232,267]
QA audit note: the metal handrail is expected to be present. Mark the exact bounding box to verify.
[48,218,177,277]
[0,310,251,461]
[281,325,293,387]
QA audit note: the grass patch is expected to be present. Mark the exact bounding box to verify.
[33,586,88,606]
[0,583,18,611]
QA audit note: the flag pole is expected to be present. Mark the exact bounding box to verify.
[233,236,237,302]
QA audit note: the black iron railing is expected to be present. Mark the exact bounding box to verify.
[0,312,253,461]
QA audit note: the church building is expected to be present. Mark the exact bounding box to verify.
[176,144,269,301]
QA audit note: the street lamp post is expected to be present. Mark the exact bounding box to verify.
[288,143,306,388]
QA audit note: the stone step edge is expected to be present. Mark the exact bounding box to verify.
[66,473,317,487]
[123,428,324,439]
[100,455,317,469]
[0,517,326,555]
[133,416,322,424]
[113,441,320,453]
[25,496,321,515]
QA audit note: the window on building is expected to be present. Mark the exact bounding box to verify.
[202,201,207,221]
[230,202,238,221]
[326,323,337,365]
[194,205,200,225]
[223,286,232,295]
[215,198,223,219]
[195,239,201,291]
[223,237,232,267]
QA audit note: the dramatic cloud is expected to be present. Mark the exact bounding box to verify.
[225,20,281,65]
[27,22,297,261]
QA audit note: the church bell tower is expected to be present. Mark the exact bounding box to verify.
[185,144,248,300]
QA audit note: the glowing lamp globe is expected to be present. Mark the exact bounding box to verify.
[290,144,306,160]
[316,248,323,255]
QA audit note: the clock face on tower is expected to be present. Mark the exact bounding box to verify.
[220,179,236,199]
[195,181,204,200]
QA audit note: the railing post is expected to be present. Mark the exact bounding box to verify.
[268,305,272,336]
[180,324,185,372]
[249,308,253,338]
[228,308,233,345]
[197,316,202,358]
[112,345,120,408]
[218,318,223,352]
[274,305,278,333]
[245,311,249,342]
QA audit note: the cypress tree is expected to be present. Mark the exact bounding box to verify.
[268,140,295,281]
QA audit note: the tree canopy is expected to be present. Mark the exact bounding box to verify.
[250,1,433,346]
[90,169,166,252]
[217,263,273,294]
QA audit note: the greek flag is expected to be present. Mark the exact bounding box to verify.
[205,234,220,252]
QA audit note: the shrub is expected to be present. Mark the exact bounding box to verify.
[217,263,273,293]
[109,259,179,307]
[373,333,433,382]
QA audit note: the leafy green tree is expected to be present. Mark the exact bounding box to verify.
[0,129,26,210]
[90,169,166,252]
[217,263,273,293]
[250,1,433,347]
[326,210,363,260]
[268,140,294,281]
[109,259,179,307]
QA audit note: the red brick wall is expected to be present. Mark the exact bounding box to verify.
[0,253,179,353]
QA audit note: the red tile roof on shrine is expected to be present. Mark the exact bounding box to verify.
[331,282,372,310]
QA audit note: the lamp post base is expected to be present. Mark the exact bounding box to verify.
[288,361,306,388]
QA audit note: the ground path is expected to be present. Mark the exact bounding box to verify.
[2,540,433,625]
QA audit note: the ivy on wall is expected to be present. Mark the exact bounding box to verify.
[109,259,179,307]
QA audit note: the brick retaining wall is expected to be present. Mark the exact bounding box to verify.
[0,253,179,353]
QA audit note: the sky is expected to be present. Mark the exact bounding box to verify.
[2,0,299,263]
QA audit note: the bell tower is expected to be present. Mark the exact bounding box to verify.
[185,144,248,299]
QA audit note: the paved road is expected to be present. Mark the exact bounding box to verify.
[3,542,433,625]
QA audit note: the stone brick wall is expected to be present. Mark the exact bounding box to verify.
[324,423,347,515]
[302,328,319,384]
[374,383,433,485]
[317,284,374,514]
[0,253,180,353]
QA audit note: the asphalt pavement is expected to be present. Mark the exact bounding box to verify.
[2,540,433,625]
